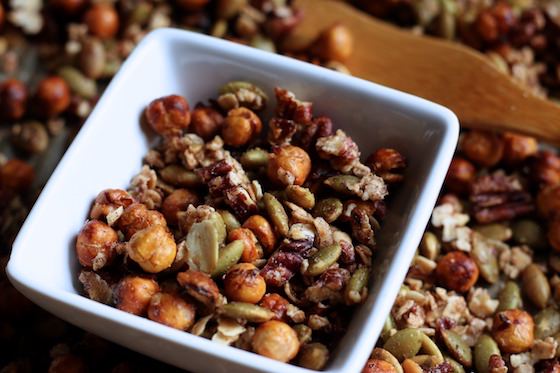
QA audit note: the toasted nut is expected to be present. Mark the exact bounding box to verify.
[115,276,159,316]
[285,185,315,210]
[35,76,71,118]
[293,324,312,344]
[190,106,223,140]
[503,132,538,163]
[492,309,534,353]
[212,240,245,277]
[370,348,402,373]
[313,198,343,223]
[221,107,262,147]
[522,264,550,309]
[186,220,220,274]
[76,220,118,270]
[147,293,196,331]
[440,329,472,367]
[224,263,266,304]
[219,81,267,111]
[128,225,177,273]
[177,270,220,308]
[497,281,523,311]
[145,95,191,137]
[461,130,504,167]
[362,359,398,373]
[161,189,200,226]
[228,228,260,263]
[306,243,342,276]
[90,189,135,221]
[535,307,560,339]
[159,165,202,187]
[252,320,300,362]
[240,148,269,169]
[384,328,424,361]
[537,184,560,220]
[324,175,360,195]
[445,157,476,194]
[263,193,289,236]
[84,3,119,39]
[219,302,274,323]
[473,334,500,373]
[242,215,276,253]
[471,233,499,284]
[344,266,369,305]
[218,210,241,233]
[401,359,423,373]
[267,145,311,186]
[259,293,289,321]
[311,24,353,62]
[435,251,479,292]
[444,356,466,373]
[473,224,512,241]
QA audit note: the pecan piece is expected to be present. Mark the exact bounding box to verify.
[260,251,303,287]
[274,87,312,125]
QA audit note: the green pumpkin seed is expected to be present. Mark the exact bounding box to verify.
[474,334,500,373]
[410,355,440,367]
[370,348,403,373]
[207,212,227,244]
[380,316,397,343]
[218,302,274,323]
[298,343,329,370]
[286,185,315,210]
[444,356,466,373]
[440,329,472,367]
[383,328,424,362]
[159,165,202,187]
[473,224,512,242]
[263,193,289,236]
[324,175,360,195]
[293,324,312,344]
[344,267,370,305]
[497,281,523,311]
[312,198,343,223]
[471,233,499,284]
[240,148,269,169]
[250,35,276,53]
[535,307,560,339]
[421,334,444,364]
[512,219,547,250]
[211,240,244,277]
[58,66,97,99]
[217,210,241,233]
[219,81,267,111]
[522,264,550,309]
[420,231,440,261]
[306,243,342,276]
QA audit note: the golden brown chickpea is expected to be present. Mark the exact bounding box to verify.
[549,219,560,252]
[537,185,560,220]
[492,309,534,353]
[362,359,397,373]
[0,159,34,192]
[161,189,200,226]
[461,130,504,167]
[177,0,209,12]
[48,354,87,373]
[242,215,276,253]
[445,157,476,195]
[221,107,262,147]
[311,24,353,62]
[176,270,220,307]
[259,293,289,321]
[84,3,119,39]
[115,276,159,315]
[127,225,177,273]
[435,251,479,293]
[90,189,135,221]
[75,220,118,269]
[0,79,27,120]
[252,320,300,362]
[117,203,167,240]
[267,145,311,186]
[35,76,71,118]
[228,227,260,263]
[147,292,196,330]
[145,95,191,137]
[50,0,87,15]
[190,106,224,140]
[502,132,538,164]
[224,263,266,304]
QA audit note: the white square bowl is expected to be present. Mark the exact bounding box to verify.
[7,28,458,373]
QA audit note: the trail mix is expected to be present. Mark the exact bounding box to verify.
[75,81,405,369]
[362,130,560,373]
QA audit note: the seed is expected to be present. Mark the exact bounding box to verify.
[383,328,424,361]
[410,355,440,367]
[79,38,106,79]
[344,266,369,305]
[380,316,397,343]
[421,334,444,364]
[401,358,422,373]
[211,240,244,277]
[58,66,97,99]
[313,198,343,223]
[370,348,403,373]
[535,307,560,339]
[207,212,227,244]
[512,220,547,250]
[473,224,512,241]
[471,233,499,284]
[473,334,500,373]
[219,81,267,111]
[159,165,202,187]
[263,193,289,236]
[298,343,329,370]
[497,281,523,311]
[251,35,276,53]
[240,148,269,169]
[293,324,312,344]
[286,185,315,210]
[218,210,241,233]
[444,356,466,373]
[324,175,360,194]
[420,232,440,261]
[522,264,550,309]
[218,302,274,323]
[186,220,219,274]
[440,329,472,367]
[306,243,342,276]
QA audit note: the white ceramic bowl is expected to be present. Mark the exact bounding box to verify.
[8,28,458,373]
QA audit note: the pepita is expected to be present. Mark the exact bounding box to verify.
[420,231,440,261]
[471,233,499,284]
[324,175,360,195]
[240,148,269,169]
[263,193,289,236]
[512,219,547,250]
[306,243,342,276]
[473,334,500,373]
[370,348,403,373]
[212,240,244,277]
[440,329,472,367]
[522,263,550,309]
[497,281,523,311]
[344,266,369,305]
[286,185,315,210]
[312,198,343,223]
[473,224,512,242]
[297,343,329,370]
[535,307,560,339]
[159,165,202,187]
[218,302,274,323]
[383,328,424,361]
[218,210,241,233]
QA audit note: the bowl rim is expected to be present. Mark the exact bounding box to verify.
[7,28,459,373]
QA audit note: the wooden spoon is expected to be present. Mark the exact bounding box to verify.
[287,0,560,144]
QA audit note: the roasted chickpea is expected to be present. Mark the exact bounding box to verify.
[461,130,504,167]
[228,227,260,263]
[177,0,209,12]
[50,0,87,15]
[115,276,159,315]
[531,151,560,187]
[311,24,353,62]
[362,359,397,373]
[367,148,407,184]
[502,132,538,163]
[0,79,27,120]
[537,185,560,220]
[84,3,119,39]
[145,95,191,136]
[90,189,135,221]
[127,225,177,273]
[435,251,479,293]
[445,157,476,195]
[259,293,289,321]
[35,76,71,118]
[267,145,311,186]
[190,106,224,140]
[549,219,560,252]
[252,320,300,362]
[492,309,534,353]
[177,270,220,308]
[117,203,167,240]
[242,215,276,253]
[76,220,118,269]
[221,107,262,147]
[161,189,200,226]
[147,292,196,330]
[224,263,266,304]
[0,159,34,192]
